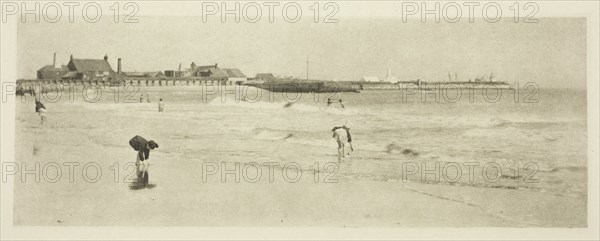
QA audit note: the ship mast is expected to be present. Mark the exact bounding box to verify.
[306,55,309,81]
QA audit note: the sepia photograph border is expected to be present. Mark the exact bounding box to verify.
[1,0,599,240]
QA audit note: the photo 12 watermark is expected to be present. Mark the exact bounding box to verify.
[201,1,340,23]
[1,160,540,184]
[401,1,539,23]
[2,81,541,105]
[1,1,139,23]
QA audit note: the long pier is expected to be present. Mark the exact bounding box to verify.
[15,78,512,96]
[16,77,232,87]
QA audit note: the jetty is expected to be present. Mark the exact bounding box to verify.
[245,80,360,93]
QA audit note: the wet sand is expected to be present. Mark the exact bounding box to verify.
[13,87,586,227]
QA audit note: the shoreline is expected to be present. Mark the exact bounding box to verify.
[12,95,587,227]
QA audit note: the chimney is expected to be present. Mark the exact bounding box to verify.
[53,52,57,68]
[117,58,122,74]
[214,63,218,68]
[70,54,73,61]
[104,54,108,61]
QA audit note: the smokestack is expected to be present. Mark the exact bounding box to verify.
[53,52,57,68]
[70,54,73,61]
[117,58,122,74]
[104,54,108,61]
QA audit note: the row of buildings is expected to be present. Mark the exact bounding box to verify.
[36,53,272,85]
[36,53,407,84]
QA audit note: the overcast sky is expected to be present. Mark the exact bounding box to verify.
[18,17,585,88]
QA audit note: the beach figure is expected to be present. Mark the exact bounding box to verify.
[128,135,159,187]
[147,94,151,103]
[35,101,45,113]
[35,101,47,125]
[38,107,47,125]
[139,94,144,103]
[158,98,164,112]
[332,120,353,161]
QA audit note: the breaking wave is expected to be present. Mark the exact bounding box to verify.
[208,95,360,115]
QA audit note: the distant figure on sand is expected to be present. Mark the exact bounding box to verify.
[35,101,47,125]
[128,135,159,187]
[139,94,144,103]
[332,121,353,161]
[38,107,47,125]
[35,101,45,113]
[158,98,164,112]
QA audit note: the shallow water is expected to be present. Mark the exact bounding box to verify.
[17,85,587,199]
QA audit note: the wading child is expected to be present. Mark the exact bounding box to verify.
[332,121,353,161]
[129,135,159,187]
[158,98,164,112]
[35,101,47,125]
[38,107,47,125]
[35,101,45,113]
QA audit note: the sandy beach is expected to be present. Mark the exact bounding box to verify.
[13,85,587,227]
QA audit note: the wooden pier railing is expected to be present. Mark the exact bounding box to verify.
[16,78,232,87]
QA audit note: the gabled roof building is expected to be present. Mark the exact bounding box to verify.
[254,73,276,81]
[62,54,116,81]
[37,53,69,79]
